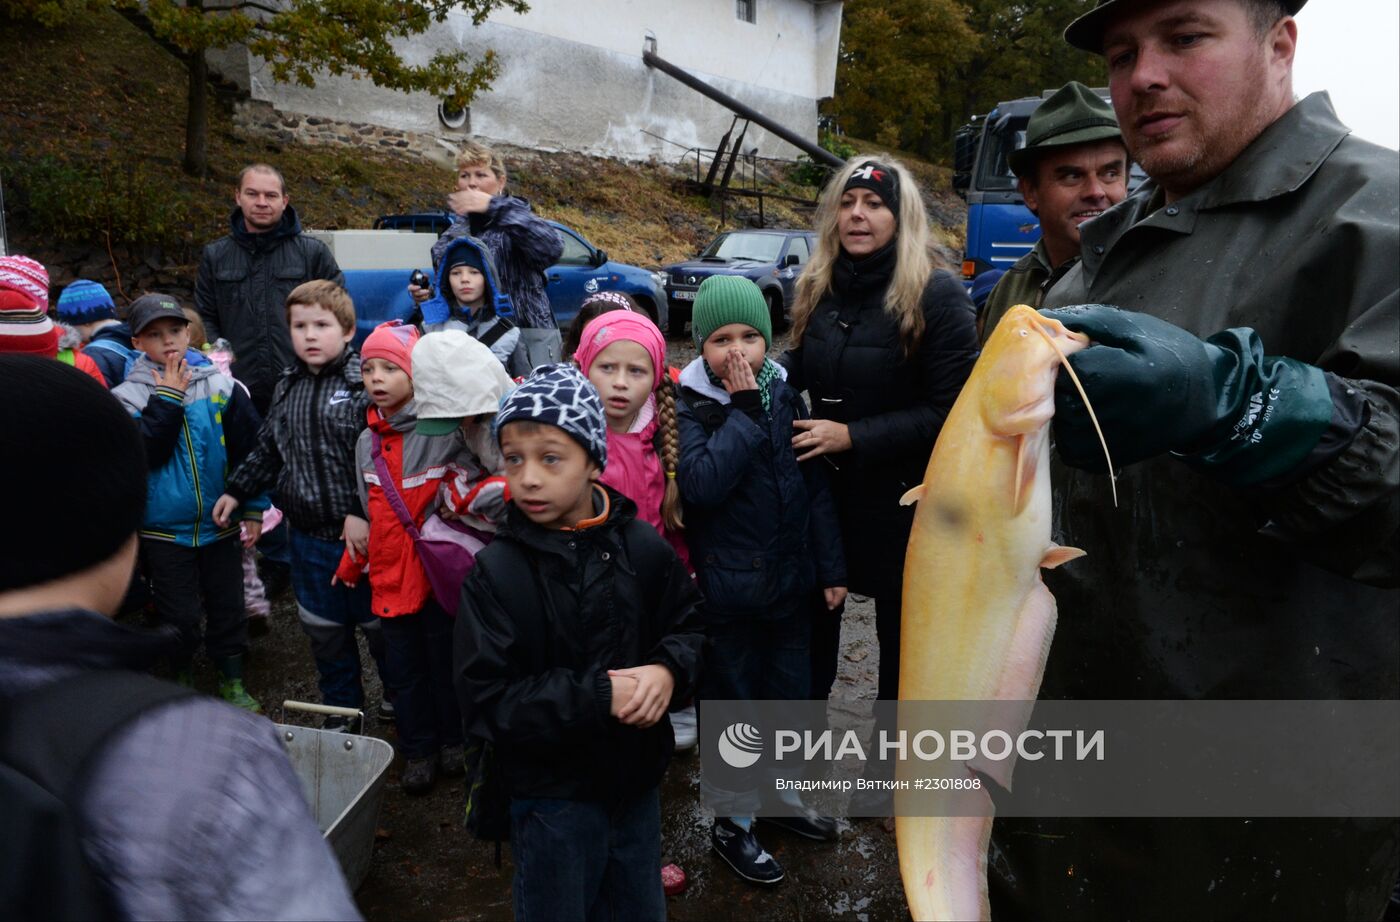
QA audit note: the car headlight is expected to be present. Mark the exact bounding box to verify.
[651,271,667,287]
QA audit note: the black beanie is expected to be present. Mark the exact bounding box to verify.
[843,161,901,219]
[0,356,146,593]
[444,244,486,276]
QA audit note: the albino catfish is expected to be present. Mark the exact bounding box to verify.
[894,305,1112,921]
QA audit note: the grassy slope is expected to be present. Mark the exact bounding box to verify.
[0,7,958,279]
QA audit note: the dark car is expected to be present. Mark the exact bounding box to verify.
[663,229,816,336]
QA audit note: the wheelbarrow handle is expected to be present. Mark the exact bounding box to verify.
[282,700,364,719]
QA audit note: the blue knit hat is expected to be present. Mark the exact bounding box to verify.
[493,362,608,469]
[55,279,117,324]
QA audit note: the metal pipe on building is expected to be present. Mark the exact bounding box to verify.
[641,42,845,170]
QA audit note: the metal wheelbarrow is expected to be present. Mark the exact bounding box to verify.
[278,700,395,891]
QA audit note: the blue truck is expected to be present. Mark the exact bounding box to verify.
[310,213,668,345]
[952,90,1143,287]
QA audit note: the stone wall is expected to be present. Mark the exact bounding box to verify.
[231,99,460,168]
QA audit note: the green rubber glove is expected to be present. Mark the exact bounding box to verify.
[1042,305,1335,485]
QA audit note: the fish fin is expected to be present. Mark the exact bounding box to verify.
[1013,434,1036,516]
[1040,544,1086,569]
[900,484,927,506]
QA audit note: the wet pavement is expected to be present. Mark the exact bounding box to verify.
[234,335,909,921]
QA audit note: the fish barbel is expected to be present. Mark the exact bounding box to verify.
[894,305,1110,921]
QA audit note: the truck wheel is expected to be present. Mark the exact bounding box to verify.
[766,291,787,334]
[668,304,691,340]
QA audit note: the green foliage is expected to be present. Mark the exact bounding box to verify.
[791,131,860,188]
[2,156,193,249]
[829,0,1106,160]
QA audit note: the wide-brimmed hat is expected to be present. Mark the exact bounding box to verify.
[1065,0,1308,53]
[1007,82,1124,178]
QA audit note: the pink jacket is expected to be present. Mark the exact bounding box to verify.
[600,397,690,570]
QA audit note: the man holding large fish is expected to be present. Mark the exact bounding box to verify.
[900,0,1398,917]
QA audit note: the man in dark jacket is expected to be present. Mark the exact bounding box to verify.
[989,1,1400,917]
[194,164,344,414]
[977,81,1129,340]
[0,356,360,920]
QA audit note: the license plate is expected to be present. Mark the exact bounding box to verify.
[672,290,696,300]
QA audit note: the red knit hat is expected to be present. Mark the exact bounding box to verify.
[0,255,59,358]
[361,320,420,376]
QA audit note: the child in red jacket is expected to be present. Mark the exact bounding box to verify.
[336,321,504,794]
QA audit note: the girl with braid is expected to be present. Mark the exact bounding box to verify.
[572,308,689,568]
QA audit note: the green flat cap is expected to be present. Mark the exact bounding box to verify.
[1065,0,1308,53]
[1007,82,1123,178]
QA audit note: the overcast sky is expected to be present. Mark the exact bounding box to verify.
[1292,0,1399,150]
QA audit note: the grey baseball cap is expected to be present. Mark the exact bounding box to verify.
[128,293,188,334]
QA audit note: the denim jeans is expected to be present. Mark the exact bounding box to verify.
[288,528,385,709]
[699,596,810,816]
[380,599,462,759]
[510,788,665,922]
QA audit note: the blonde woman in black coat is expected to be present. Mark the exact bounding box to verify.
[781,156,978,805]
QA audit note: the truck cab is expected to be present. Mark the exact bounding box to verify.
[953,90,1143,287]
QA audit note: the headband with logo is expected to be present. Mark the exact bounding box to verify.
[843,161,900,219]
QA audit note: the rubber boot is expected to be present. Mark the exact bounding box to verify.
[214,655,262,713]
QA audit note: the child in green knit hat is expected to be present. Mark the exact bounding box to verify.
[676,273,848,885]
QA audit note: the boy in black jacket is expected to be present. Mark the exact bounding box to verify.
[454,363,704,921]
[214,281,386,730]
[676,275,847,885]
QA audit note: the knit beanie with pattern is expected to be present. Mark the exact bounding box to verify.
[493,362,608,469]
[56,279,117,325]
[361,320,420,376]
[0,355,146,592]
[691,275,771,350]
[0,255,59,358]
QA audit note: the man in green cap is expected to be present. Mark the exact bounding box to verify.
[986,0,1399,918]
[976,81,1129,340]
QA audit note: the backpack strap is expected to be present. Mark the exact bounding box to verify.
[678,385,729,435]
[0,671,196,801]
[475,314,514,349]
[369,430,424,542]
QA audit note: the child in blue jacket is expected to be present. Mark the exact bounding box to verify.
[675,275,847,886]
[112,294,268,710]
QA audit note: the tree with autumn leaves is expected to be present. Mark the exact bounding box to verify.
[3,0,526,176]
[830,0,1107,160]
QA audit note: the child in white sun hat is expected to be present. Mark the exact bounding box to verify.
[412,329,515,534]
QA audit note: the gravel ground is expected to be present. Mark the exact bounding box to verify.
[227,336,909,921]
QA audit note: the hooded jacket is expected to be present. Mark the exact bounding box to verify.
[991,92,1400,918]
[780,252,979,599]
[676,357,846,615]
[112,355,269,546]
[0,609,360,920]
[431,195,563,331]
[417,234,523,373]
[194,206,344,407]
[225,346,369,541]
[54,322,106,385]
[453,486,705,801]
[344,400,503,617]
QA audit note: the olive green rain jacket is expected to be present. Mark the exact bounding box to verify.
[991,93,1400,919]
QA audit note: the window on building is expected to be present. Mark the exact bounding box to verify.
[736,0,755,24]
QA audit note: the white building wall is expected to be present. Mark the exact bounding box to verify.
[230,0,842,161]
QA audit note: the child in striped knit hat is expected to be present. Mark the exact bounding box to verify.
[1,256,104,384]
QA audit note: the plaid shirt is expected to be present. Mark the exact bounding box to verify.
[227,347,369,541]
